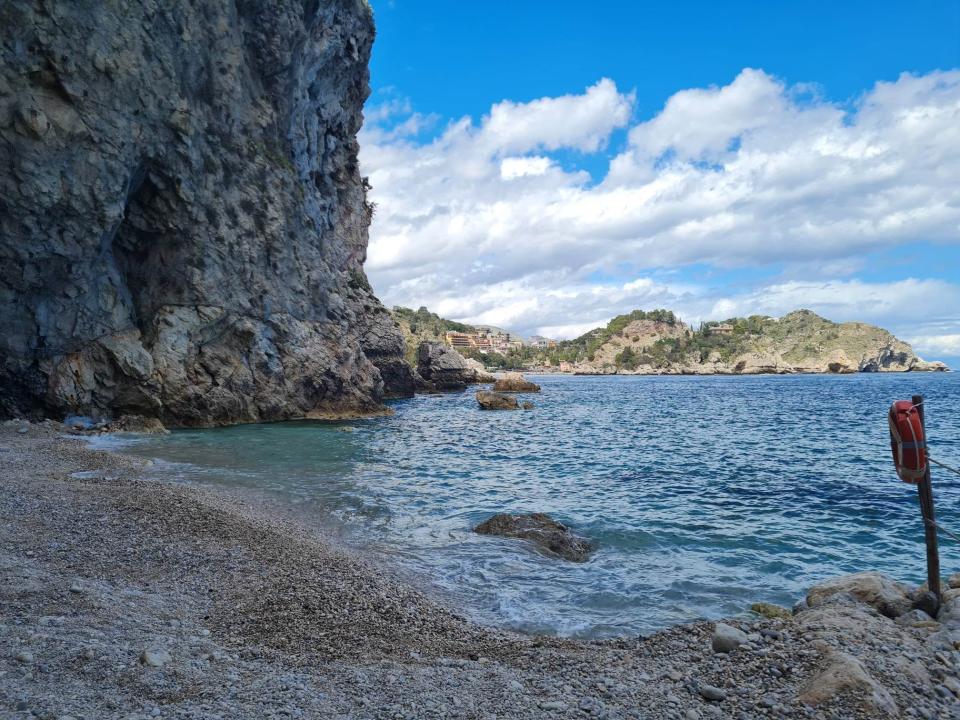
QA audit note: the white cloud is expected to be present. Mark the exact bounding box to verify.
[907,334,960,358]
[500,156,553,180]
[359,70,960,357]
[478,78,634,155]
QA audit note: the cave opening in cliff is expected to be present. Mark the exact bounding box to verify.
[110,167,186,337]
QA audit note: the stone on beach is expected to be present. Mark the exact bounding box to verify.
[139,647,172,667]
[799,645,898,716]
[492,372,541,393]
[473,512,594,562]
[711,623,748,653]
[750,602,792,620]
[697,683,726,701]
[475,391,519,410]
[806,571,912,618]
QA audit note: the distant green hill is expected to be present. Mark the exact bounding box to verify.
[549,309,947,374]
[389,306,948,374]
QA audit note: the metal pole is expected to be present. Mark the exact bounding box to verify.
[912,394,941,606]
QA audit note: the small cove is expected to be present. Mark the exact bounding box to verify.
[96,372,960,638]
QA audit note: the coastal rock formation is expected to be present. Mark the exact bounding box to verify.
[567,309,949,376]
[473,512,594,561]
[0,0,412,426]
[806,571,913,619]
[492,372,541,393]
[475,391,519,410]
[799,645,898,716]
[417,342,493,392]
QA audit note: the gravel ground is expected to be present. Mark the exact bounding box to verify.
[1,421,959,719]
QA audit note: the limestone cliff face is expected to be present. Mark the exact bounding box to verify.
[0,0,413,425]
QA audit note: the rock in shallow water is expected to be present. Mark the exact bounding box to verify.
[750,602,792,620]
[475,391,519,410]
[492,372,541,393]
[417,343,492,391]
[473,513,594,562]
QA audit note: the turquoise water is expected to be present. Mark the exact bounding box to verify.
[100,373,960,638]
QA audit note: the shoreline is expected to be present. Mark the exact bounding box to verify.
[2,422,959,718]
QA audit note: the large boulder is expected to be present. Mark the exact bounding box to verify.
[473,512,593,562]
[799,644,898,716]
[493,372,541,393]
[475,391,519,410]
[806,572,912,619]
[417,342,491,392]
[462,357,497,383]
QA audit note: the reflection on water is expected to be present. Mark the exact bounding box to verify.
[99,373,960,638]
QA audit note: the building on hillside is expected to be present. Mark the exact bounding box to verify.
[444,329,518,354]
[528,335,558,349]
[709,324,734,336]
[445,331,473,347]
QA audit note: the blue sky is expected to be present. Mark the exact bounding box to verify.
[360,1,960,363]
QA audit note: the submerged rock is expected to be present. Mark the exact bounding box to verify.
[475,391,519,410]
[807,571,912,618]
[493,372,541,393]
[473,513,594,562]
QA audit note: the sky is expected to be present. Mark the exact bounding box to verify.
[358,1,960,364]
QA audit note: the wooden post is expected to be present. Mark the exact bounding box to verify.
[912,394,941,605]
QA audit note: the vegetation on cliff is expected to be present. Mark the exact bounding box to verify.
[390,306,476,366]
[390,306,946,374]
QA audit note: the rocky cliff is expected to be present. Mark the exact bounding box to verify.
[0,0,413,426]
[564,310,949,375]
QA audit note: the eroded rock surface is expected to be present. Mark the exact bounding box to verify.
[492,372,541,393]
[807,571,912,619]
[417,342,493,392]
[0,0,412,426]
[475,391,519,410]
[473,512,593,562]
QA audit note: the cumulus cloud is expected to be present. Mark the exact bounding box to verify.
[358,70,960,356]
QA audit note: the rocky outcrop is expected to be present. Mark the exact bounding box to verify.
[0,0,412,426]
[473,512,594,562]
[417,342,493,392]
[492,372,541,393]
[569,310,949,376]
[799,644,898,716]
[806,571,913,619]
[475,391,518,410]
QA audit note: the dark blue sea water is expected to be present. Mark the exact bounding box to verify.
[96,373,960,638]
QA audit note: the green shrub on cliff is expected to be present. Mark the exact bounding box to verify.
[391,306,476,366]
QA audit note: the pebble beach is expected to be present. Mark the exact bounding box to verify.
[2,421,960,719]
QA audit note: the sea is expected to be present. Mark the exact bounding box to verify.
[92,372,960,639]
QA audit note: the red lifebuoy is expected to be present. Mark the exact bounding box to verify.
[889,400,927,483]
